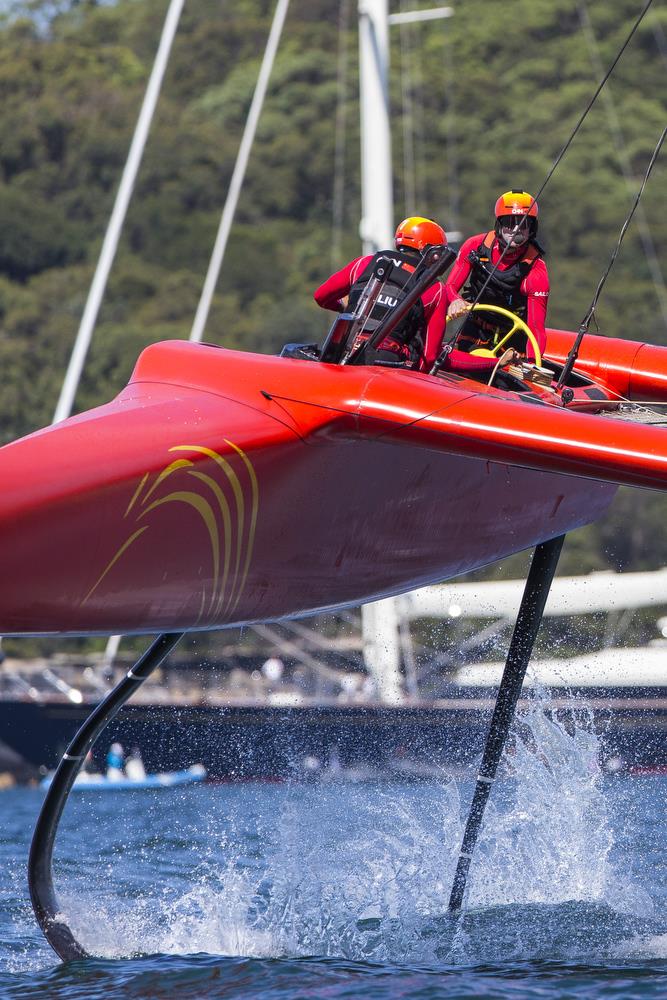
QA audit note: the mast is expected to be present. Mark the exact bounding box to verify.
[358,0,394,253]
[358,2,453,702]
[357,3,454,254]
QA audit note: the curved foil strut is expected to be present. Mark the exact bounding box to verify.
[28,632,184,961]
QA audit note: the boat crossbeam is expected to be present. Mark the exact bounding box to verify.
[28,631,184,962]
[448,534,565,912]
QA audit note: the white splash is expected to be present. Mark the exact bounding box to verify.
[15,697,660,969]
[467,702,652,918]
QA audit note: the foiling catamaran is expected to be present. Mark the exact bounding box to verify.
[12,219,667,957]
[4,0,665,965]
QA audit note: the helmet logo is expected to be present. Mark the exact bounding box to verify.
[494,190,538,220]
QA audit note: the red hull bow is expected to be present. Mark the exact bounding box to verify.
[2,335,667,635]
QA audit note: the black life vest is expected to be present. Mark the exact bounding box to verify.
[457,231,543,352]
[464,231,542,314]
[347,249,426,357]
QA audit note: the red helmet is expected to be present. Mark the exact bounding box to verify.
[494,190,538,220]
[394,216,447,253]
[494,190,538,247]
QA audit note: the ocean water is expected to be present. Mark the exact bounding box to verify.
[1,705,666,999]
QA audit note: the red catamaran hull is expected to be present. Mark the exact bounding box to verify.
[1,332,667,636]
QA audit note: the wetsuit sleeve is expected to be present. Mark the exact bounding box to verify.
[314,256,369,311]
[421,282,495,374]
[441,349,496,373]
[420,284,448,371]
[522,260,550,360]
[444,236,479,301]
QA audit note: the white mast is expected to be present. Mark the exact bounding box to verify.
[357,3,453,255]
[52,0,185,671]
[358,0,394,253]
[53,0,185,424]
[361,597,404,704]
[358,0,401,700]
[358,3,453,702]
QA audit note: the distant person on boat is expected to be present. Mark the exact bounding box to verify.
[438,190,549,374]
[125,747,146,781]
[314,217,448,368]
[106,741,125,781]
[261,656,284,685]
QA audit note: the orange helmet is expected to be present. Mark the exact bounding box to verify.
[394,216,447,253]
[494,190,538,247]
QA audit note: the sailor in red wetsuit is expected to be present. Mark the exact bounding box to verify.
[314,216,448,368]
[438,190,549,374]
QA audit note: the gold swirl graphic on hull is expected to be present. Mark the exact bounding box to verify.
[83,442,258,623]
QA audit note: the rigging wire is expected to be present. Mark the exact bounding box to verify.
[578,0,667,329]
[53,0,185,423]
[441,16,460,237]
[331,0,352,269]
[434,0,657,369]
[399,0,417,216]
[531,0,655,212]
[651,15,667,64]
[190,0,290,343]
[410,5,427,210]
[557,124,667,389]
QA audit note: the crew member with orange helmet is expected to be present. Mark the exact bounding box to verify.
[314,216,448,367]
[439,190,549,373]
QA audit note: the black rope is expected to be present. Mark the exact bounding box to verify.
[532,0,655,210]
[433,0,656,372]
[556,124,666,389]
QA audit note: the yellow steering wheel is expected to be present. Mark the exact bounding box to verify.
[453,304,542,368]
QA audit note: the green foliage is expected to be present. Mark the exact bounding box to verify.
[0,183,85,279]
[0,0,665,583]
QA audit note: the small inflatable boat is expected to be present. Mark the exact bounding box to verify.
[40,763,206,791]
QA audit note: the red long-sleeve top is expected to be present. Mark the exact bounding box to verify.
[314,254,447,369]
[439,233,550,373]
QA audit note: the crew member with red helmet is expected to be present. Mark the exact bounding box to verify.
[438,190,549,373]
[314,216,448,367]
